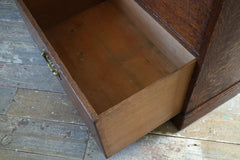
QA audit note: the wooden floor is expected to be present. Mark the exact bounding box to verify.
[0,0,240,159]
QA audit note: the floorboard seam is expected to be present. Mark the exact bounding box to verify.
[4,88,18,114]
[149,132,240,145]
[0,147,79,160]
[0,84,66,95]
[83,131,90,160]
[0,113,86,126]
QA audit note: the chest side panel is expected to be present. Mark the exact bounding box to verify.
[135,0,216,55]
[186,0,240,112]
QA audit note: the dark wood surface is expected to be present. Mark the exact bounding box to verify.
[135,0,217,56]
[184,0,240,113]
[173,80,240,129]
[172,0,240,128]
[135,0,240,129]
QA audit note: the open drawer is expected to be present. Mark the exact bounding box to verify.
[15,0,196,157]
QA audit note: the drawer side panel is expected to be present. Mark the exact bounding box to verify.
[185,0,240,113]
[96,60,196,157]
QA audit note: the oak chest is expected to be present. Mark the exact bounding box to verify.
[15,0,240,158]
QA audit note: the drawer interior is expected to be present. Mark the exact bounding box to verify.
[23,0,195,115]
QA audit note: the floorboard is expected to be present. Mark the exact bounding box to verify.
[7,89,84,125]
[84,134,240,160]
[152,94,240,144]
[0,114,88,159]
[0,86,16,114]
[0,63,65,93]
[0,3,22,22]
[0,149,77,160]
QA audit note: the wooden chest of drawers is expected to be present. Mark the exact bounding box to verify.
[15,0,240,158]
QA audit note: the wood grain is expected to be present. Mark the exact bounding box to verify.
[0,20,33,43]
[45,1,177,114]
[154,94,240,144]
[0,2,22,21]
[0,114,88,159]
[135,0,217,55]
[0,86,16,114]
[0,149,73,160]
[0,63,64,93]
[84,133,240,160]
[3,0,240,159]
[173,80,240,129]
[112,0,195,68]
[0,20,46,64]
[0,40,44,64]
[15,0,196,156]
[0,0,15,4]
[96,60,195,157]
[183,0,240,113]
[7,89,84,125]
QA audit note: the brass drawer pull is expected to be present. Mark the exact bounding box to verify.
[41,51,59,77]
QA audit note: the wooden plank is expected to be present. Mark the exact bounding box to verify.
[113,0,195,68]
[0,149,73,160]
[0,2,22,22]
[0,20,33,43]
[0,0,15,4]
[153,94,240,144]
[135,0,219,56]
[0,86,16,114]
[184,0,240,113]
[0,115,87,143]
[96,60,195,157]
[0,41,45,64]
[0,63,65,93]
[173,81,240,130]
[0,114,88,159]
[7,89,84,125]
[84,134,240,160]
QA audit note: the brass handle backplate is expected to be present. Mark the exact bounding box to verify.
[41,51,59,77]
